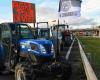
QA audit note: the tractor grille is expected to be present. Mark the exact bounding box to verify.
[43,44,51,53]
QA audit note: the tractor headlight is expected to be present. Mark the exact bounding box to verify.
[28,49,37,62]
[29,53,37,62]
[40,45,46,54]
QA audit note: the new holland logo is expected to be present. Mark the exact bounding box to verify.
[61,1,71,12]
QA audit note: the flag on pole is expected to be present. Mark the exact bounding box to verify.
[59,0,82,17]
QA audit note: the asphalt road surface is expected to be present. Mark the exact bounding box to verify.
[0,74,61,80]
[0,74,14,80]
[68,39,86,80]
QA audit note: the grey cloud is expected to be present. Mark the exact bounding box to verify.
[37,7,58,21]
[36,6,97,26]
[65,17,97,25]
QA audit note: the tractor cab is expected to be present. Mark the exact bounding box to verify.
[0,23,54,70]
[35,22,52,40]
[52,24,73,47]
[38,28,52,39]
[0,23,71,80]
[32,28,52,40]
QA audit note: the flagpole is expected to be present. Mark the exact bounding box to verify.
[56,18,60,60]
[55,0,60,61]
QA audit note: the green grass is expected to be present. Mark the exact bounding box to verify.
[78,36,100,79]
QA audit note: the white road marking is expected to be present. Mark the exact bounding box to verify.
[66,38,75,60]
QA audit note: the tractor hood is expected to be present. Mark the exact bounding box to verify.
[19,39,54,58]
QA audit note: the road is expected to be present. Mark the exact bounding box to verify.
[68,39,86,80]
[0,74,14,80]
[0,74,61,80]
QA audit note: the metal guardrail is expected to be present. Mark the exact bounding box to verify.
[78,39,98,80]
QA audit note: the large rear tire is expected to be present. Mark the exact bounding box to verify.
[15,64,36,80]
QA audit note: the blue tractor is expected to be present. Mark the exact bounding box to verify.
[0,23,71,80]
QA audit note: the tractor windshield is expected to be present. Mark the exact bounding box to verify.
[38,29,50,39]
[10,24,35,39]
[19,24,34,39]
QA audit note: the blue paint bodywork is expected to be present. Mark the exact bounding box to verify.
[19,39,54,58]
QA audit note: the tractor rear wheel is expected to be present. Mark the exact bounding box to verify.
[15,64,36,80]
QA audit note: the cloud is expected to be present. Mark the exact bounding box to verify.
[36,7,58,22]
[35,0,99,26]
[61,17,96,25]
[0,0,99,28]
[37,0,58,8]
[81,0,100,14]
[57,0,100,26]
[0,19,12,23]
[81,0,100,25]
[63,0,99,26]
[34,0,59,23]
[36,6,97,26]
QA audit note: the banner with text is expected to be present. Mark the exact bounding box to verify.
[12,1,36,23]
[59,0,81,17]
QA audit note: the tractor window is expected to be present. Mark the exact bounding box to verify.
[1,24,11,41]
[1,24,12,63]
[19,24,34,39]
[39,29,50,39]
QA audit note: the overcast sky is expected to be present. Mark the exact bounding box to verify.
[0,0,100,29]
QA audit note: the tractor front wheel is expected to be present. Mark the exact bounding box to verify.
[15,64,36,80]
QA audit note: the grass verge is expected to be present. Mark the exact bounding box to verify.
[78,36,100,79]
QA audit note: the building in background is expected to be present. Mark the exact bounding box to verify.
[71,26,100,38]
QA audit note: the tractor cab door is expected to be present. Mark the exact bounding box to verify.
[16,24,34,39]
[1,24,12,68]
[0,26,4,67]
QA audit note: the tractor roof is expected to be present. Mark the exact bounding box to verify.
[1,22,26,25]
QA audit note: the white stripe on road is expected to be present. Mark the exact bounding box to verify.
[66,38,75,60]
